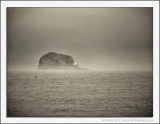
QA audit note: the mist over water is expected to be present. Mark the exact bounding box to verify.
[8,70,153,117]
[7,7,153,117]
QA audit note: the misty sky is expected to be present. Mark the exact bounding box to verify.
[7,8,153,70]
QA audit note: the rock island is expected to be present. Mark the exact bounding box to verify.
[38,52,84,70]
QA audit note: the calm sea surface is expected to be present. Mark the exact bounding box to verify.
[7,71,153,117]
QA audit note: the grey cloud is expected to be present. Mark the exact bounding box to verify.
[7,8,153,70]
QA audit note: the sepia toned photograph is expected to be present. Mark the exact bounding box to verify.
[7,7,153,117]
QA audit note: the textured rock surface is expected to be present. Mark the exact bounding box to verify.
[38,52,80,70]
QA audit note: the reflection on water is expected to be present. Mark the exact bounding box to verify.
[7,70,153,117]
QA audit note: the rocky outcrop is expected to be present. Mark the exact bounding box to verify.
[38,52,80,70]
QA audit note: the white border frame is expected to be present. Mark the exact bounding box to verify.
[1,1,159,123]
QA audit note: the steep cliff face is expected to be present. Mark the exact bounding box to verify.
[38,52,80,70]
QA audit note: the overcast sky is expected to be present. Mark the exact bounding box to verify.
[7,8,153,71]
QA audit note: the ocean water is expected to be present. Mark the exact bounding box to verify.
[7,70,153,117]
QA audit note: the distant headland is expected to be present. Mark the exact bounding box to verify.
[38,52,88,70]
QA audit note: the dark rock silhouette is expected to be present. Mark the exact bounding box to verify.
[38,52,81,70]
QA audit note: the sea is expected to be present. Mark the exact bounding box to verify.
[7,70,153,117]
